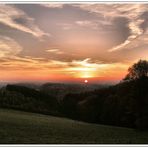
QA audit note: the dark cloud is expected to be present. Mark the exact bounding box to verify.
[14,17,29,26]
[112,17,130,43]
[140,11,148,32]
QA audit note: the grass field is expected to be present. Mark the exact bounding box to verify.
[0,109,148,144]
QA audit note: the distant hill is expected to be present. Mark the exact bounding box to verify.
[40,83,108,101]
[12,82,42,90]
[0,84,59,116]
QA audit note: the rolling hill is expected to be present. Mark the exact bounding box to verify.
[0,108,148,144]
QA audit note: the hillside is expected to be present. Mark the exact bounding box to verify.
[0,108,148,144]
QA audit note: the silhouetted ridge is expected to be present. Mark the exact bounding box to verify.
[41,82,107,101]
[6,84,50,101]
[0,84,59,116]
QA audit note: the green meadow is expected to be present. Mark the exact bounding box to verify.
[0,108,148,144]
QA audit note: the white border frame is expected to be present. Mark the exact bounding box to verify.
[0,0,148,147]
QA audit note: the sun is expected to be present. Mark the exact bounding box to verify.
[84,79,88,83]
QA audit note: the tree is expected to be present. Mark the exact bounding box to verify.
[124,60,148,81]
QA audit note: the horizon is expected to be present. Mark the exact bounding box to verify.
[0,79,117,86]
[0,3,148,83]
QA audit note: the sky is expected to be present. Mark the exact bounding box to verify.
[0,3,148,83]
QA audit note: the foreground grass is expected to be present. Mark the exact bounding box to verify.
[0,109,148,144]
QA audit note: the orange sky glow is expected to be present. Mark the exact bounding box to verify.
[0,3,147,83]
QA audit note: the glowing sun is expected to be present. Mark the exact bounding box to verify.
[84,79,88,83]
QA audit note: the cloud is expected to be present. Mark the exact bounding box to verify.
[68,58,127,70]
[57,23,73,30]
[109,17,144,52]
[73,4,148,52]
[0,5,49,39]
[0,35,22,58]
[0,51,127,74]
[75,20,98,29]
[64,58,128,78]
[46,49,64,54]
[46,48,77,57]
[41,4,64,9]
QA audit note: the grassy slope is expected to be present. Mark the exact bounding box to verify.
[0,109,148,144]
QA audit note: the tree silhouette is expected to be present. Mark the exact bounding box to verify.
[124,60,148,81]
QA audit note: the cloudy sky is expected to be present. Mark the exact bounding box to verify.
[0,3,148,83]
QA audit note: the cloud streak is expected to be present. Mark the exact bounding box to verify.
[41,4,64,9]
[109,5,146,52]
[75,20,99,29]
[74,4,147,52]
[46,49,64,54]
[0,35,22,58]
[0,5,49,39]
